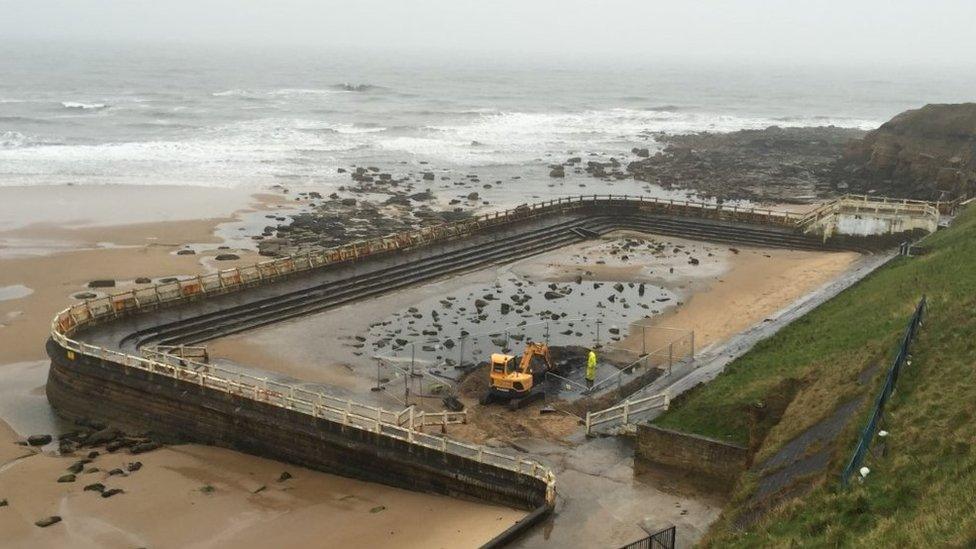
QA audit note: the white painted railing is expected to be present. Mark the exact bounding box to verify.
[51,320,553,503]
[584,392,670,435]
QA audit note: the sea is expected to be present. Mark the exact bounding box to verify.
[2,41,974,191]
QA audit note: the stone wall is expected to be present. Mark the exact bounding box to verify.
[46,339,549,512]
[636,423,750,489]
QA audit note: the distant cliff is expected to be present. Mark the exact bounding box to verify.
[832,103,976,200]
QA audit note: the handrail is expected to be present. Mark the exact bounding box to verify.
[797,194,940,229]
[585,391,671,435]
[51,317,554,498]
[54,194,807,337]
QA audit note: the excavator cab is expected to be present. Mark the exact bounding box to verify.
[481,342,553,410]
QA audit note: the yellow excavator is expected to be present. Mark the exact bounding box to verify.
[480,342,554,410]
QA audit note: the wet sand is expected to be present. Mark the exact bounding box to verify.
[0,184,524,548]
[0,420,522,549]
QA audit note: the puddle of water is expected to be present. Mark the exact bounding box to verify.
[0,284,33,302]
[0,361,71,443]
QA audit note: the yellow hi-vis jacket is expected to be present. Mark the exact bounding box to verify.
[586,351,597,381]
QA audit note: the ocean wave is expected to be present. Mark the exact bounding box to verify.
[644,105,684,112]
[1,131,40,149]
[267,88,341,97]
[331,83,387,93]
[61,101,108,110]
[212,89,250,97]
[0,115,55,125]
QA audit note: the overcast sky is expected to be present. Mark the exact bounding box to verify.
[3,0,975,66]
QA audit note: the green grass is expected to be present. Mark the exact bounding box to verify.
[653,205,976,546]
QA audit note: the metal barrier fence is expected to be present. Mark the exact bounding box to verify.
[373,316,693,400]
[840,296,926,486]
[619,525,676,549]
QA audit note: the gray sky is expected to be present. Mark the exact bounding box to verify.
[4,0,976,65]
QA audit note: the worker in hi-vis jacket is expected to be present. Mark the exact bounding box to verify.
[585,349,597,390]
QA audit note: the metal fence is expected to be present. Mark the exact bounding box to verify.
[840,296,926,486]
[619,525,676,549]
[372,317,693,403]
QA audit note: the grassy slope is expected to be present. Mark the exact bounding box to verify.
[654,205,976,546]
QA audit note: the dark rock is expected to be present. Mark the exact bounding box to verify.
[134,277,152,284]
[278,471,292,482]
[35,516,62,527]
[66,461,86,474]
[84,483,105,493]
[101,488,124,498]
[26,434,52,446]
[87,280,115,288]
[214,253,240,261]
[129,441,161,455]
[57,474,76,483]
[85,428,119,446]
[176,249,196,255]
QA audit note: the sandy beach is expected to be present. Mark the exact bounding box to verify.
[0,184,524,548]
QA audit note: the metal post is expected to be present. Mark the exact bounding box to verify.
[545,321,550,345]
[458,334,465,369]
[668,342,673,376]
[595,319,602,349]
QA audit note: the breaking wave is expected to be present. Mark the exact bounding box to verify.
[61,101,108,110]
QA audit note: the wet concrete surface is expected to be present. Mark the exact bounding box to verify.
[508,434,726,548]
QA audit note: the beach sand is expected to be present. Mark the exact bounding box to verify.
[0,185,525,548]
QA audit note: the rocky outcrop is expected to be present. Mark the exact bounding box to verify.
[620,126,864,203]
[832,103,976,200]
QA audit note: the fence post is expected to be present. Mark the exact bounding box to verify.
[668,342,673,376]
[458,334,465,369]
[623,401,630,424]
[585,412,592,435]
